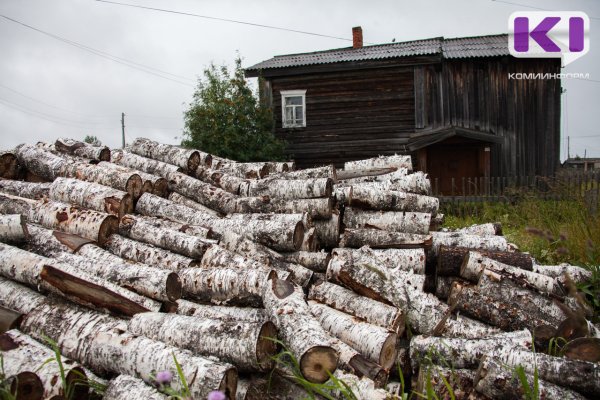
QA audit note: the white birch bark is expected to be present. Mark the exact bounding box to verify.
[272,165,336,180]
[103,375,168,400]
[246,178,333,199]
[217,161,269,179]
[0,242,160,315]
[105,234,199,272]
[62,161,143,200]
[309,301,398,370]
[430,212,445,230]
[409,329,532,369]
[14,143,68,181]
[0,214,29,243]
[55,138,110,161]
[0,276,47,314]
[178,266,275,307]
[119,214,217,259]
[96,162,158,197]
[344,155,413,172]
[343,208,431,234]
[280,251,331,273]
[1,329,91,399]
[129,137,205,172]
[533,263,593,284]
[327,336,388,388]
[123,214,214,239]
[262,277,339,383]
[175,299,267,322]
[300,227,317,251]
[336,167,399,181]
[327,370,393,400]
[334,186,352,206]
[436,245,533,276]
[461,251,564,296]
[350,186,439,215]
[28,199,119,246]
[0,179,51,199]
[0,193,35,216]
[111,148,182,177]
[414,367,482,400]
[456,222,502,236]
[430,231,512,257]
[339,167,408,183]
[200,244,273,274]
[55,251,181,302]
[0,151,18,179]
[49,177,133,218]
[129,312,278,371]
[265,197,334,220]
[474,355,588,400]
[196,167,247,195]
[137,193,218,227]
[339,229,432,249]
[26,221,94,258]
[343,171,430,195]
[313,212,340,248]
[308,281,405,333]
[167,191,224,217]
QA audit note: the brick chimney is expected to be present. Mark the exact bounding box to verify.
[352,26,363,49]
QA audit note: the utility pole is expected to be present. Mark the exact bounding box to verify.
[567,136,570,159]
[121,112,125,149]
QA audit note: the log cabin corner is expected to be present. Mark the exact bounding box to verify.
[245,27,562,194]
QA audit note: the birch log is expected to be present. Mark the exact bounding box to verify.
[55,250,181,302]
[236,374,313,400]
[29,199,118,245]
[309,301,398,370]
[0,179,51,199]
[313,212,340,248]
[327,370,393,400]
[111,148,182,177]
[0,214,29,243]
[175,300,267,322]
[0,192,36,215]
[414,367,486,400]
[280,251,331,273]
[457,222,502,236]
[0,277,47,314]
[63,162,143,200]
[97,162,156,196]
[136,193,217,227]
[200,244,273,273]
[0,150,18,179]
[533,263,593,284]
[105,234,199,272]
[1,329,91,400]
[447,281,555,331]
[340,167,407,182]
[336,167,399,181]
[309,281,405,333]
[119,214,216,259]
[103,375,168,400]
[327,336,388,388]
[49,177,132,218]
[436,245,533,276]
[55,138,110,161]
[430,232,512,257]
[3,371,43,400]
[474,356,588,400]
[339,229,432,249]
[273,165,336,180]
[129,137,206,171]
[409,329,532,369]
[266,197,333,220]
[178,266,275,307]
[344,171,430,195]
[26,225,95,259]
[343,208,431,234]
[195,167,246,194]
[350,187,439,215]
[0,242,158,315]
[460,252,564,297]
[14,143,67,181]
[129,312,278,372]
[167,192,224,217]
[217,161,269,179]
[262,277,338,383]
[344,155,412,171]
[246,178,333,199]
[300,227,317,251]
[20,299,237,399]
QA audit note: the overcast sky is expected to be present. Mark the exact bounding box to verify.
[1,0,598,160]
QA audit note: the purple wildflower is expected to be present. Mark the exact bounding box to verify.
[207,391,226,400]
[155,370,173,385]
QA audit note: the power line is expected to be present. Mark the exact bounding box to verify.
[0,14,195,87]
[94,0,358,43]
[490,0,600,20]
[570,135,600,139]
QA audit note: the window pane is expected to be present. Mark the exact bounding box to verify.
[295,106,303,122]
[285,96,302,105]
[285,107,294,123]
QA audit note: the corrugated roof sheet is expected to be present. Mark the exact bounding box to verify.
[246,34,509,71]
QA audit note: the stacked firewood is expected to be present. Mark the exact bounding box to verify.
[0,137,598,400]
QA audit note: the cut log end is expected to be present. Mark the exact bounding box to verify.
[9,371,44,400]
[166,273,183,302]
[188,151,201,173]
[563,337,600,362]
[65,366,89,400]
[98,148,111,162]
[218,367,238,400]
[256,321,278,370]
[379,333,399,370]
[300,345,339,384]
[348,354,388,388]
[98,216,119,246]
[293,221,305,251]
[125,174,143,200]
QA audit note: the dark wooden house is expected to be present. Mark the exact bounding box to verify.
[246,28,562,192]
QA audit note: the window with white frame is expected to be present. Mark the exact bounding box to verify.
[281,90,306,128]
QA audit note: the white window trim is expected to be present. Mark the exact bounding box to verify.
[281,89,306,128]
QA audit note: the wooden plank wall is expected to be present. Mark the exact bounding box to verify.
[270,66,415,168]
[415,57,561,176]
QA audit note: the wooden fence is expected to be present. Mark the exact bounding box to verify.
[431,171,600,212]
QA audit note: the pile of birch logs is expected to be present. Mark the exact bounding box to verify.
[0,137,598,400]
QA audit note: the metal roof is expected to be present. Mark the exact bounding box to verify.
[246,34,509,71]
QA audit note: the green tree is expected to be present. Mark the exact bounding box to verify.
[182,57,285,161]
[83,135,102,146]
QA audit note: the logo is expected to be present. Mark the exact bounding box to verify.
[509,12,590,66]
